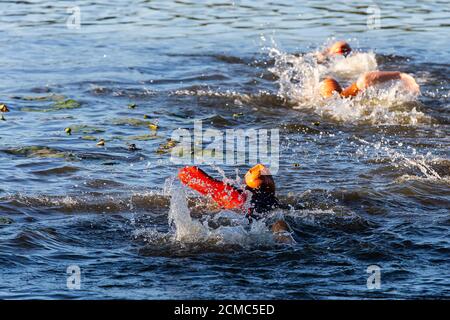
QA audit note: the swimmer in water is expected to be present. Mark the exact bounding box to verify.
[178,164,294,243]
[319,71,420,98]
[244,165,294,243]
[316,40,352,62]
[244,164,279,216]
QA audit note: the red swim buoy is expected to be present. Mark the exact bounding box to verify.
[178,166,247,210]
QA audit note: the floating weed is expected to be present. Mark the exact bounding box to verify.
[12,94,65,101]
[128,103,137,109]
[112,117,153,127]
[5,146,71,159]
[65,127,72,135]
[232,112,244,118]
[27,148,67,159]
[19,96,81,112]
[53,99,81,110]
[81,135,97,141]
[68,124,105,135]
[125,134,158,141]
[156,138,179,154]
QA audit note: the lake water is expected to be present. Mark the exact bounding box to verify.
[0,0,449,299]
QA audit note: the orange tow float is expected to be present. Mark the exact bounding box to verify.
[178,166,247,210]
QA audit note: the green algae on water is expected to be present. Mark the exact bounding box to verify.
[156,138,179,154]
[80,135,97,141]
[20,95,82,112]
[12,94,65,101]
[53,99,81,110]
[112,117,154,127]
[126,134,158,141]
[5,146,73,159]
[68,124,105,134]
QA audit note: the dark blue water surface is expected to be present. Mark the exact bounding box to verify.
[0,0,449,299]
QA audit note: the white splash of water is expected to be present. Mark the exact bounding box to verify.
[168,182,208,242]
[269,48,325,103]
[316,88,428,124]
[355,137,447,182]
[329,52,378,78]
[268,44,429,125]
[166,180,275,247]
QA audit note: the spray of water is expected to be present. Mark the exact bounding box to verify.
[267,43,429,125]
[354,137,448,182]
[166,178,275,247]
[168,182,209,242]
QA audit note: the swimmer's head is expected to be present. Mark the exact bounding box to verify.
[245,164,275,193]
[328,41,352,57]
[319,78,343,98]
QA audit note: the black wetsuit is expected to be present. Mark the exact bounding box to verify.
[246,186,279,221]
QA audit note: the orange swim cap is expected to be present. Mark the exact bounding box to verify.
[328,41,352,57]
[245,164,275,193]
[319,78,343,98]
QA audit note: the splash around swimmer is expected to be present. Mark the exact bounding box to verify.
[178,164,294,244]
[317,41,420,98]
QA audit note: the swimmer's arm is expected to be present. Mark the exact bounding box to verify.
[341,71,420,98]
[342,71,405,98]
[356,71,401,89]
[357,71,420,94]
[341,71,401,98]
